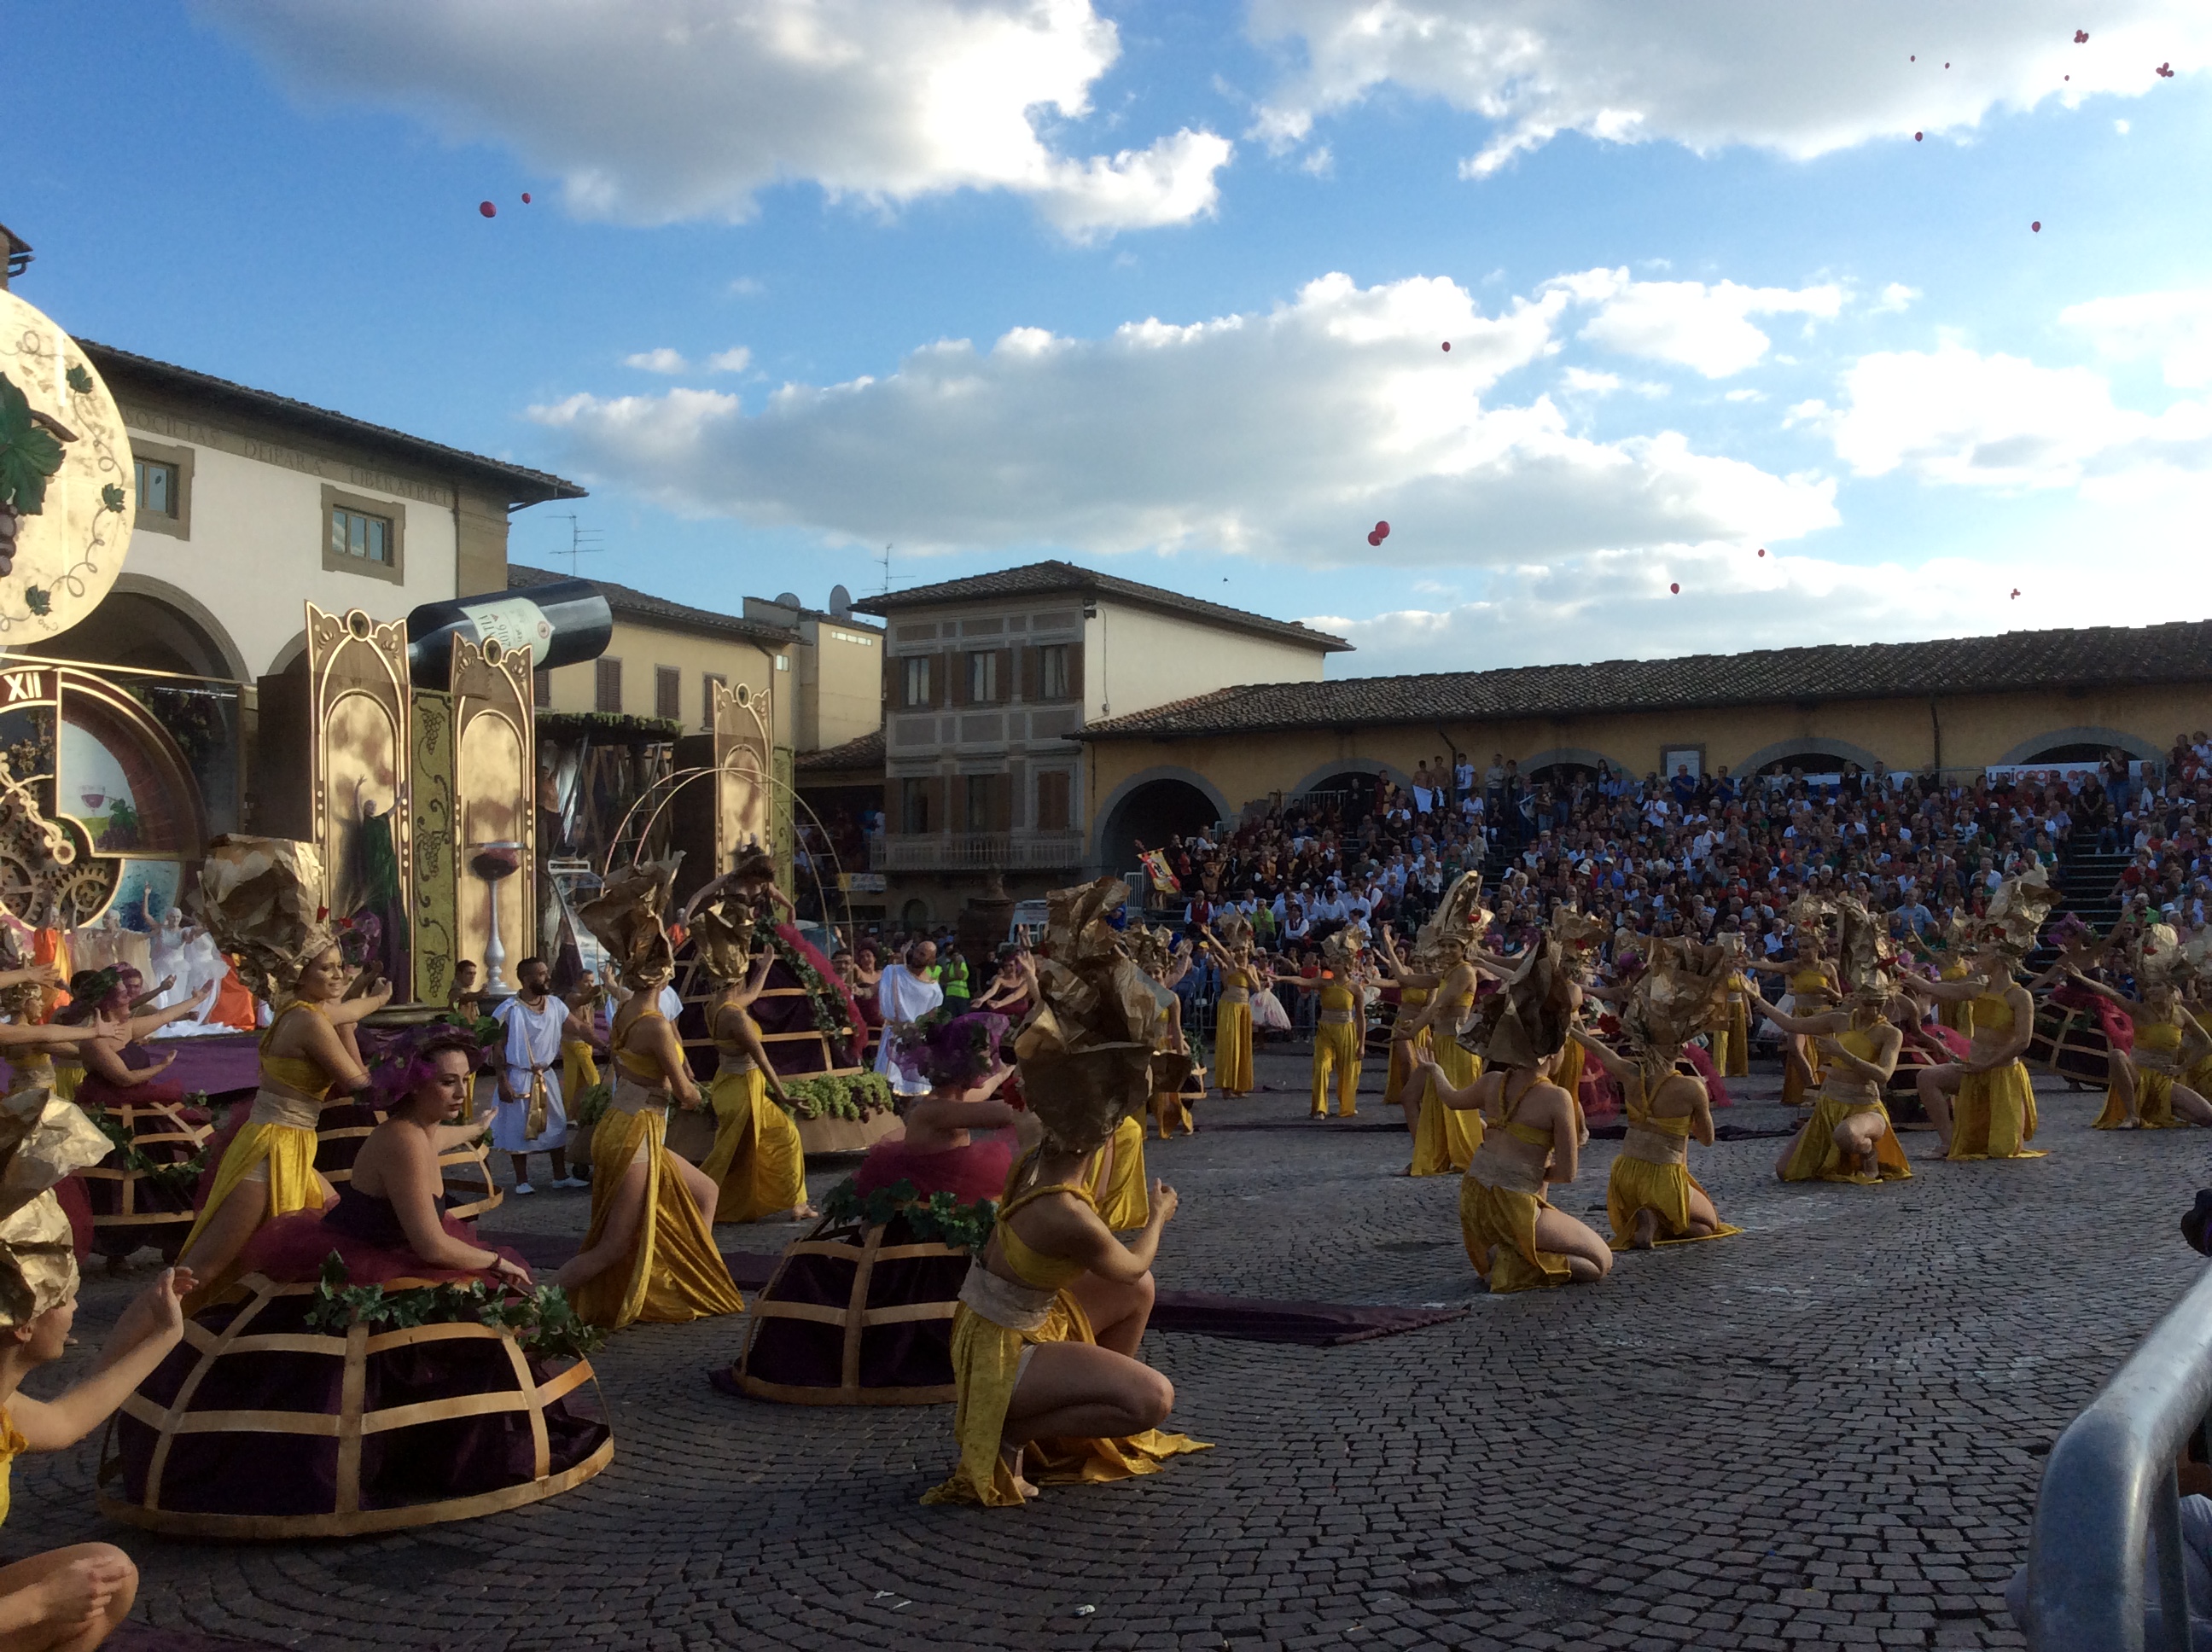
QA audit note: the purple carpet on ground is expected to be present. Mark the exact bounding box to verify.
[483,1234,1468,1347]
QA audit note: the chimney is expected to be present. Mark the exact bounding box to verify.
[0,224,31,292]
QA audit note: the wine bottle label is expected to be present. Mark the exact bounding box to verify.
[457,595,554,660]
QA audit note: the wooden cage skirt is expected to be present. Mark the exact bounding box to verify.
[79,1097,215,1263]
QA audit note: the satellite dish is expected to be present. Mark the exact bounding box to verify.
[775,590,801,608]
[829,583,853,620]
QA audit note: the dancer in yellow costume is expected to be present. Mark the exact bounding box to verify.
[556,861,746,1329]
[2076,927,2212,1129]
[1307,930,1365,1119]
[1199,915,1257,1098]
[1574,936,1743,1247]
[1128,928,1197,1140]
[690,893,815,1224]
[924,875,1207,1506]
[1778,913,1840,1108]
[1396,874,1492,1176]
[1376,926,1436,1119]
[1419,939,1610,1293]
[1716,968,1753,1079]
[1902,869,2054,1160]
[177,839,394,1310]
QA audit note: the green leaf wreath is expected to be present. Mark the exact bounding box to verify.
[818,1176,998,1253]
[304,1252,607,1361]
[85,1094,211,1195]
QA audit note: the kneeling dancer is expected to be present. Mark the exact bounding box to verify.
[924,877,1208,1506]
[1761,899,1913,1184]
[1905,870,2053,1161]
[1423,939,1611,1292]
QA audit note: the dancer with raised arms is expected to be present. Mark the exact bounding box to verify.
[1903,870,2054,1160]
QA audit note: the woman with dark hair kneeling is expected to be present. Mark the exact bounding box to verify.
[923,877,1208,1506]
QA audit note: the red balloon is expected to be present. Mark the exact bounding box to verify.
[2011,588,2022,599]
[1374,521,1390,538]
[1669,583,1680,595]
[521,192,533,204]
[1441,341,1451,352]
[2032,220,2041,232]
[478,201,497,218]
[1756,548,1767,558]
[1914,131,1924,142]
[2075,29,2089,44]
[1366,532,1381,547]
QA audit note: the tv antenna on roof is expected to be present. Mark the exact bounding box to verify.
[547,514,605,577]
[877,544,892,596]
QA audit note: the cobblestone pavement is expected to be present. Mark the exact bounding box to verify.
[20,1046,2207,1650]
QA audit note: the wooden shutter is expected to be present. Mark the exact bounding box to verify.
[992,771,1014,832]
[946,649,967,707]
[1063,641,1084,703]
[995,649,1013,706]
[1016,644,1038,701]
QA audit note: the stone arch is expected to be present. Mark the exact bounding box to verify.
[1738,735,1889,777]
[36,573,251,683]
[265,628,310,678]
[1090,765,1231,877]
[1520,746,1634,783]
[1288,759,1416,798]
[1997,725,2163,765]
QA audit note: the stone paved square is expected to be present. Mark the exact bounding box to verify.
[19,1045,2189,1649]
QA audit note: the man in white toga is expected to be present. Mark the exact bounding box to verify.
[492,956,584,1194]
[874,939,943,1096]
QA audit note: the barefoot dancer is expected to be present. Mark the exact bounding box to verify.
[1197,914,1258,1098]
[691,894,817,1223]
[1760,900,1913,1183]
[1398,874,1492,1175]
[923,877,1208,1506]
[2083,926,2212,1129]
[556,861,746,1328]
[1778,907,1842,1108]
[1307,929,1366,1120]
[1421,939,1612,1292]
[1904,870,2054,1160]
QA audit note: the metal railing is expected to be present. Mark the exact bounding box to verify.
[2019,1261,2212,1649]
[868,830,1086,873]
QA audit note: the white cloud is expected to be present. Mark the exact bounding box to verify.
[527,270,1837,567]
[1870,282,1922,315]
[1560,367,1621,395]
[1829,342,2211,487]
[2063,289,2212,388]
[1248,0,2209,172]
[624,347,689,374]
[705,347,754,374]
[1544,268,1842,377]
[727,277,766,297]
[201,0,1232,239]
[1724,388,1764,402]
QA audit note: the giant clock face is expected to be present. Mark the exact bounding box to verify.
[0,290,133,644]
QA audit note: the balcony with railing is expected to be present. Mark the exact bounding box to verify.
[869,830,1087,873]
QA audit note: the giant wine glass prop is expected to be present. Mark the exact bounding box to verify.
[470,840,521,995]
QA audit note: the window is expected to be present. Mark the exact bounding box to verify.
[965,774,995,832]
[1037,770,1071,831]
[129,439,192,539]
[1039,643,1069,701]
[533,668,550,709]
[135,459,178,518]
[655,666,681,722]
[901,777,932,835]
[320,485,405,583]
[903,655,932,708]
[596,658,623,713]
[702,672,726,728]
[774,654,790,672]
[967,651,998,703]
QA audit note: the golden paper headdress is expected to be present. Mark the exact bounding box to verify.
[1412,872,1485,971]
[0,925,43,1021]
[1212,910,1253,951]
[1123,923,1175,981]
[190,835,335,1001]
[1550,904,1608,969]
[1473,938,1576,1070]
[689,892,760,986]
[1787,893,1832,945]
[1980,866,2056,958]
[1621,936,1732,1051]
[1319,926,1364,974]
[1014,878,1190,1154]
[0,1086,114,1328]
[1835,896,1898,1004]
[2136,923,2191,992]
[577,858,681,990]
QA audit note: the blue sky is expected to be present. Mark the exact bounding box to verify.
[13,1,2211,675]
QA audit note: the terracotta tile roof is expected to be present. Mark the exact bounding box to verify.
[851,560,1351,653]
[795,728,884,773]
[509,564,797,648]
[1079,619,2212,739]
[83,340,585,505]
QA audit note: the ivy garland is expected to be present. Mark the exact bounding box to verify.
[86,1095,210,1195]
[818,1176,998,1253]
[778,1070,894,1121]
[570,1080,612,1129]
[303,1252,608,1362]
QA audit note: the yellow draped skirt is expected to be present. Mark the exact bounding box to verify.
[1939,998,1976,1037]
[1458,1176,1567,1294]
[701,1066,809,1221]
[1150,1085,1194,1139]
[1605,1156,1743,1248]
[1087,1114,1150,1231]
[563,1038,601,1105]
[1410,1040,1483,1177]
[178,1120,323,1312]
[920,1288,1212,1508]
[1949,1061,2045,1160]
[569,1103,748,1329]
[1310,1021,1360,1117]
[1779,1095,1914,1184]
[1214,1003,1253,1095]
[1723,999,1750,1078]
[1387,1022,1433,1102]
[1781,1038,1825,1108]
[2095,1067,2185,1129]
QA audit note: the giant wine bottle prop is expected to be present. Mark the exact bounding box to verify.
[405,578,612,689]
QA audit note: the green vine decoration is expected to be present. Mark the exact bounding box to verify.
[571,1080,611,1128]
[778,1070,893,1121]
[764,928,858,1062]
[86,1095,209,1195]
[304,1251,607,1361]
[818,1177,998,1253]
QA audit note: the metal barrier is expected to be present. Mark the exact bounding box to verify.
[2021,1260,2212,1649]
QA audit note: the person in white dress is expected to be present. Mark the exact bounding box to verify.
[873,940,944,1097]
[492,956,583,1194]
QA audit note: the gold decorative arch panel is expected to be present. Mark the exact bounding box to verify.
[306,605,411,989]
[712,676,772,875]
[451,633,534,993]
